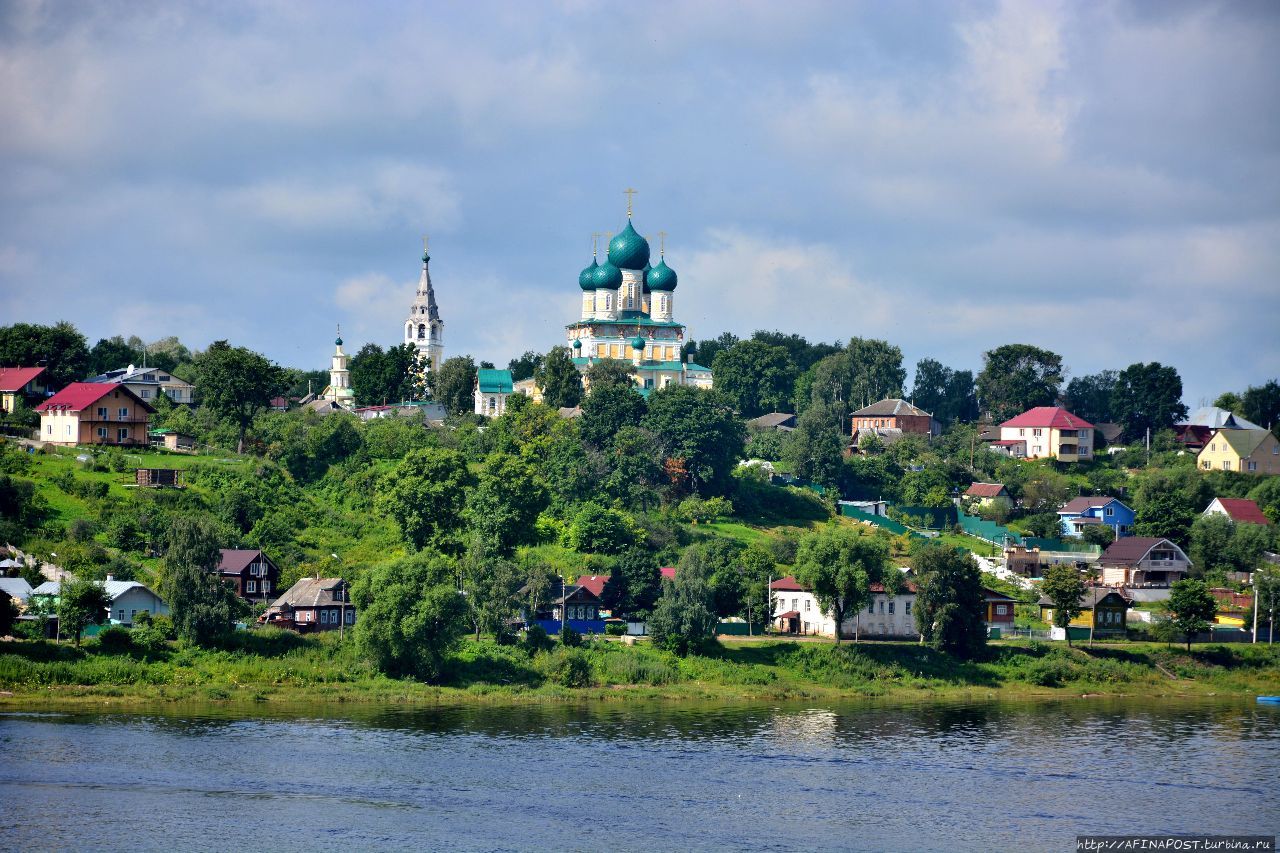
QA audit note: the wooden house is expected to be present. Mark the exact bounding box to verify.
[259,577,354,632]
[216,549,280,603]
[1039,587,1131,638]
[34,383,154,447]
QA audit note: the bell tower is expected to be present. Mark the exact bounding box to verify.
[404,236,444,379]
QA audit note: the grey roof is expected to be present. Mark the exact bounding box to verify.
[1039,587,1131,608]
[1182,406,1262,431]
[32,579,162,602]
[268,577,347,609]
[0,577,33,601]
[748,412,797,429]
[850,398,932,418]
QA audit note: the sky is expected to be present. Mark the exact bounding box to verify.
[1,0,1278,407]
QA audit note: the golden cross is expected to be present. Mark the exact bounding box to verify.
[658,231,667,257]
[623,187,637,218]
[421,234,429,254]
[591,232,604,257]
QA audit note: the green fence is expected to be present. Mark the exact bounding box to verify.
[893,505,958,530]
[956,510,1023,545]
[1023,537,1100,554]
[840,504,922,538]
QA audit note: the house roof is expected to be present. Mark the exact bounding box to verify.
[31,579,161,602]
[850,398,932,418]
[477,369,514,394]
[748,412,797,429]
[991,439,1025,447]
[1058,496,1128,515]
[1099,537,1189,566]
[982,587,1017,602]
[1094,423,1124,443]
[218,548,270,573]
[87,365,193,387]
[268,577,347,609]
[0,366,46,392]
[776,610,800,619]
[0,577,33,601]
[999,406,1094,430]
[1183,406,1262,431]
[1038,587,1132,608]
[1174,424,1214,447]
[575,575,609,597]
[34,382,155,414]
[1211,428,1273,458]
[770,575,807,591]
[1206,498,1271,526]
[965,482,1007,498]
[660,567,676,580]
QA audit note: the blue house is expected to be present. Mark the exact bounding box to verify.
[1057,497,1134,539]
[526,580,607,636]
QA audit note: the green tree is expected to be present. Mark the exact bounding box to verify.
[88,335,144,375]
[711,340,797,417]
[1132,468,1211,546]
[602,547,661,618]
[911,543,987,659]
[160,516,242,646]
[567,502,637,555]
[579,382,646,448]
[738,544,775,632]
[378,448,475,552]
[910,358,978,426]
[1063,370,1118,426]
[57,578,110,645]
[507,350,544,383]
[0,321,91,390]
[536,346,583,409]
[751,330,841,371]
[793,526,889,644]
[464,453,549,557]
[433,355,478,416]
[1111,362,1188,436]
[462,550,521,640]
[976,344,1064,421]
[584,359,636,393]
[783,403,844,487]
[1188,514,1237,577]
[1167,578,1218,651]
[641,385,746,497]
[1249,477,1280,524]
[194,340,286,453]
[648,555,719,655]
[352,552,466,681]
[845,337,907,410]
[684,332,739,369]
[350,342,421,405]
[1240,380,1280,437]
[1039,564,1086,647]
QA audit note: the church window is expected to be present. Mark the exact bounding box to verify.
[418,324,426,340]
[660,296,668,313]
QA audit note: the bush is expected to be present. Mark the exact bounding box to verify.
[599,650,680,685]
[605,623,626,636]
[523,624,552,654]
[93,625,134,653]
[559,624,582,648]
[540,647,594,688]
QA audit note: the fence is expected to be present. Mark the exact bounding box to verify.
[840,504,922,538]
[956,510,1023,545]
[893,505,958,530]
[1025,537,1100,555]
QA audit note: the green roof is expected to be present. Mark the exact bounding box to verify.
[565,317,684,329]
[477,368,514,394]
[1218,428,1273,457]
[607,220,650,270]
[686,363,711,372]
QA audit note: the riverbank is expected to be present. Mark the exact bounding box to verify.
[2,634,1278,710]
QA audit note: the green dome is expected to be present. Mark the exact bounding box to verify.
[422,251,430,264]
[335,336,343,346]
[572,339,582,349]
[647,258,677,291]
[593,260,623,289]
[642,262,652,293]
[608,221,650,270]
[579,258,599,290]
[630,335,646,351]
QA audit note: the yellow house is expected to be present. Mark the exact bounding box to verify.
[1197,428,1280,475]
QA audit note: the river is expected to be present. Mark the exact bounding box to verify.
[1,698,1277,851]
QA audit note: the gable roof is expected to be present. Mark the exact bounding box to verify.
[34,382,155,414]
[770,575,807,591]
[0,577,33,602]
[850,398,932,418]
[0,366,46,392]
[575,575,609,597]
[748,412,797,429]
[477,369,514,394]
[1211,428,1273,458]
[268,577,347,609]
[999,406,1094,430]
[982,587,1018,602]
[965,482,1008,498]
[31,579,162,602]
[1058,496,1128,515]
[1038,587,1132,608]
[1183,406,1262,431]
[1205,498,1271,526]
[218,549,271,573]
[660,567,676,580]
[1099,537,1189,566]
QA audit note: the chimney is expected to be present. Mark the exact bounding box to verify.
[106,574,114,582]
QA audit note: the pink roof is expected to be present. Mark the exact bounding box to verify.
[0,366,46,393]
[660,567,676,580]
[770,575,807,591]
[1212,498,1271,526]
[991,439,1025,447]
[575,575,609,597]
[965,483,1007,498]
[1000,406,1095,430]
[34,382,124,413]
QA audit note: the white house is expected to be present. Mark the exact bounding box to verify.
[474,368,514,418]
[32,578,170,627]
[997,406,1095,462]
[770,575,919,640]
[1097,537,1192,587]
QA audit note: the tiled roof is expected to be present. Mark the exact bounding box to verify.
[0,366,45,392]
[1207,498,1271,526]
[1000,406,1094,430]
[965,483,1007,498]
[268,577,346,609]
[575,575,609,597]
[34,382,117,412]
[850,398,932,418]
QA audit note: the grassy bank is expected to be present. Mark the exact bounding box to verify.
[2,632,1278,710]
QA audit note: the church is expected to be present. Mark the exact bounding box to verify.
[567,196,712,395]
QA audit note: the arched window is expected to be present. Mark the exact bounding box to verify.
[418,324,426,340]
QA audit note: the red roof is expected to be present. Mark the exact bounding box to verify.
[1210,498,1271,526]
[870,580,918,594]
[35,382,155,413]
[991,439,1025,447]
[0,366,45,393]
[770,575,807,591]
[776,610,800,619]
[965,482,1007,498]
[660,567,676,580]
[575,575,609,597]
[999,406,1095,430]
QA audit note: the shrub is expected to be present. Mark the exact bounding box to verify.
[600,650,679,685]
[559,624,583,648]
[93,625,134,653]
[605,623,626,637]
[541,648,594,688]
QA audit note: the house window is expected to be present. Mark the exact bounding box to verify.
[246,580,256,593]
[804,599,810,611]
[879,600,885,614]
[262,581,271,593]
[791,598,798,611]
[1222,461,1231,471]
[1033,429,1042,437]
[97,427,107,438]
[98,407,108,418]
[1202,461,1211,470]
[1105,507,1113,516]
[1248,461,1257,472]
[140,389,151,399]
[996,604,1008,615]
[345,610,354,624]
[868,602,875,614]
[117,427,129,441]
[119,407,129,419]
[66,424,72,436]
[320,610,329,624]
[888,601,895,614]
[905,601,912,615]
[116,610,124,622]
[1019,429,1025,437]
[46,425,52,435]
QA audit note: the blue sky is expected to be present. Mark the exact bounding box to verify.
[1,0,1277,406]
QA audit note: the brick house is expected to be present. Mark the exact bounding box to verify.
[34,383,154,446]
[850,398,939,437]
[998,406,1095,462]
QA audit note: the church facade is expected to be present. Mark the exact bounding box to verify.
[405,246,444,379]
[567,207,712,394]
[319,327,355,410]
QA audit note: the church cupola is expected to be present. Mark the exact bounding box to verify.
[647,258,677,292]
[579,258,599,290]
[608,220,650,271]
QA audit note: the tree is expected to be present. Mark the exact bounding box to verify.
[1063,370,1118,426]
[1039,564,1086,647]
[648,555,719,655]
[352,552,467,681]
[1132,468,1211,546]
[464,453,548,557]
[751,330,841,371]
[378,448,474,552]
[0,321,91,390]
[679,539,748,618]
[684,331,739,369]
[579,383,646,448]
[976,344,1064,421]
[462,551,521,640]
[1111,362,1188,437]
[793,526,889,644]
[910,358,978,427]
[782,403,844,487]
[846,337,907,411]
[56,578,110,646]
[641,385,746,497]
[194,340,286,453]
[738,544,775,633]
[350,342,421,405]
[584,359,636,393]
[1240,380,1280,436]
[912,544,987,659]
[507,350,543,383]
[711,340,797,417]
[1188,514,1237,578]
[536,346,583,409]
[567,502,637,554]
[160,516,242,646]
[89,335,144,375]
[1168,579,1218,651]
[607,547,662,618]
[433,355,478,416]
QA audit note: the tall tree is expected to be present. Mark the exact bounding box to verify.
[194,340,286,453]
[1167,579,1218,652]
[683,332,739,368]
[160,516,242,646]
[464,453,549,557]
[911,543,987,659]
[793,526,889,644]
[783,402,844,487]
[647,554,719,655]
[507,351,544,383]
[1039,564,1086,648]
[1111,362,1188,436]
[350,342,422,405]
[1132,468,1211,546]
[378,448,475,553]
[1241,380,1280,436]
[641,385,746,497]
[606,547,662,618]
[845,337,906,410]
[462,550,522,640]
[584,359,635,393]
[433,355,477,416]
[911,358,979,426]
[1063,370,1118,426]
[537,346,583,409]
[711,340,798,417]
[57,578,110,645]
[976,344,1064,421]
[88,335,144,375]
[0,321,91,389]
[579,383,646,448]
[751,330,841,371]
[351,552,466,681]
